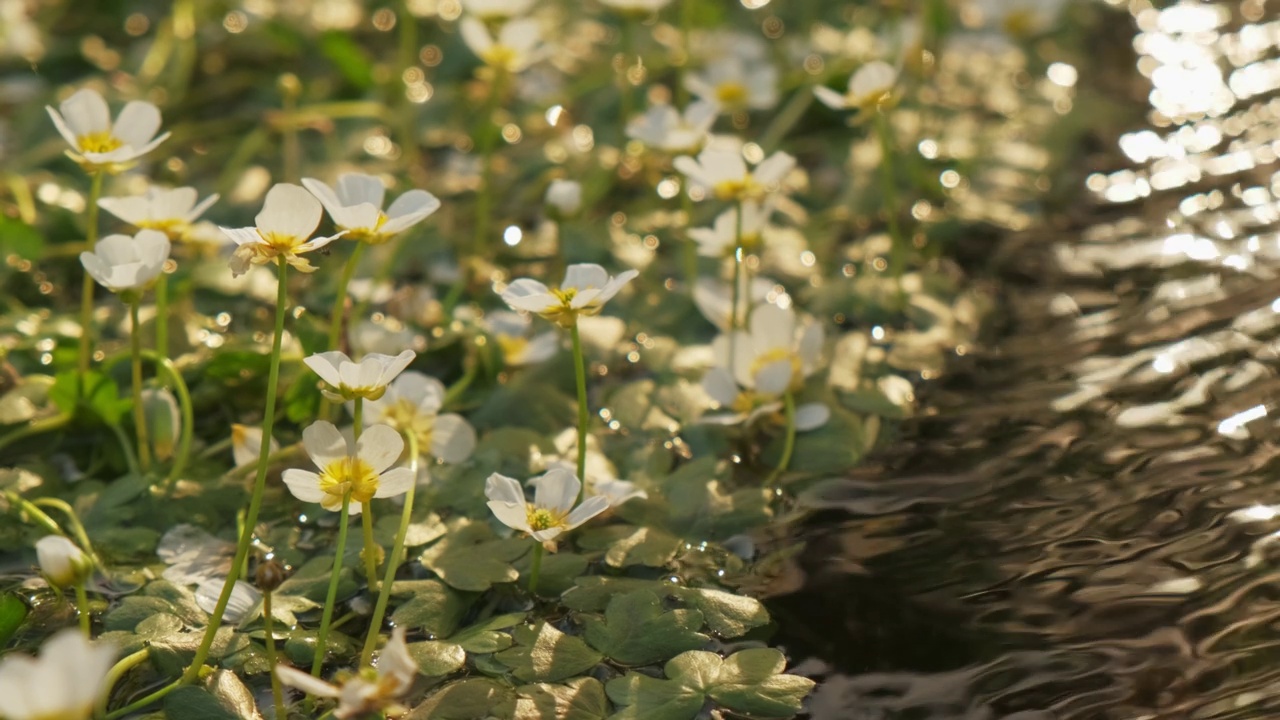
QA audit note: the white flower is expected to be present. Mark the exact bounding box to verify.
[231,424,280,468]
[304,350,416,402]
[283,422,413,515]
[533,431,648,506]
[460,0,535,21]
[46,88,168,170]
[220,183,343,277]
[0,629,116,720]
[460,16,544,73]
[35,536,91,588]
[686,55,778,111]
[597,0,673,13]
[362,371,477,464]
[79,229,170,293]
[301,174,440,245]
[692,276,773,332]
[196,579,261,625]
[276,627,418,720]
[485,469,610,543]
[687,199,775,258]
[157,524,233,586]
[814,60,899,111]
[625,101,718,154]
[711,304,824,395]
[501,264,639,328]
[485,310,559,367]
[544,179,582,217]
[701,366,831,430]
[97,186,219,242]
[674,145,795,202]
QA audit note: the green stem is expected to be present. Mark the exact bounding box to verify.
[312,491,353,678]
[474,67,506,260]
[759,87,814,153]
[873,110,906,280]
[361,507,378,590]
[97,648,150,718]
[676,0,694,107]
[5,492,64,536]
[154,272,169,361]
[0,413,72,456]
[528,542,544,596]
[31,498,102,569]
[145,351,194,485]
[361,431,419,665]
[263,591,286,720]
[763,392,796,487]
[108,424,142,477]
[181,258,290,685]
[569,323,589,502]
[327,243,365,354]
[353,397,363,441]
[130,298,152,473]
[104,678,182,720]
[443,358,478,409]
[77,171,104,397]
[74,580,91,636]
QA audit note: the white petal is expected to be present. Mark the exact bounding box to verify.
[459,16,494,58]
[374,467,414,498]
[255,183,322,241]
[485,473,526,505]
[752,151,795,186]
[563,495,610,530]
[813,85,849,110]
[302,421,349,468]
[532,468,580,515]
[219,226,262,248]
[276,665,340,697]
[304,351,348,388]
[702,367,740,408]
[112,101,162,150]
[383,190,441,231]
[97,196,152,226]
[186,192,219,222]
[398,372,446,415]
[282,469,325,503]
[335,173,386,209]
[301,178,345,219]
[794,403,831,431]
[561,263,609,291]
[358,424,405,474]
[754,359,794,395]
[429,414,476,464]
[59,88,110,137]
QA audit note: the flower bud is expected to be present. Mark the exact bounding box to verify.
[142,387,181,461]
[255,559,287,593]
[544,179,582,218]
[35,536,92,588]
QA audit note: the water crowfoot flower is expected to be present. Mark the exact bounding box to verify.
[712,304,825,397]
[674,145,795,202]
[79,229,171,293]
[36,535,95,631]
[686,54,779,112]
[626,100,719,154]
[484,311,559,367]
[814,60,900,111]
[362,371,477,465]
[460,0,536,22]
[689,200,775,258]
[544,179,582,218]
[501,263,639,329]
[276,627,419,719]
[220,183,343,277]
[97,186,219,242]
[46,88,169,172]
[0,629,116,720]
[460,16,545,74]
[304,350,417,402]
[301,174,440,245]
[282,421,414,515]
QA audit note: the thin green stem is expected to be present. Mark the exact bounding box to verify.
[361,431,419,665]
[77,171,105,396]
[5,492,64,535]
[154,272,169,362]
[97,648,150,718]
[108,424,141,477]
[728,200,744,372]
[474,67,506,260]
[528,542,544,596]
[73,580,91,636]
[443,357,478,409]
[353,397,363,441]
[327,243,365,354]
[130,298,152,473]
[263,591,286,720]
[312,491,353,678]
[873,110,906,280]
[31,498,102,569]
[0,413,72,456]
[143,351,194,485]
[570,323,589,503]
[361,507,378,589]
[763,392,796,487]
[181,258,290,685]
[104,678,182,720]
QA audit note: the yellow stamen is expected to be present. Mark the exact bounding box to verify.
[496,334,529,363]
[715,82,749,106]
[483,45,518,70]
[526,505,568,532]
[319,457,380,505]
[77,131,123,154]
[749,347,801,390]
[379,399,435,451]
[713,176,763,202]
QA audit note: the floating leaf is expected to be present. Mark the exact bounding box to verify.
[207,669,264,720]
[0,594,28,647]
[515,677,608,720]
[277,554,356,602]
[495,622,603,683]
[406,640,467,677]
[606,649,814,720]
[419,519,529,592]
[451,612,525,654]
[390,579,472,637]
[406,678,517,720]
[582,591,708,666]
[563,579,769,639]
[578,526,681,568]
[164,686,241,720]
[514,552,587,596]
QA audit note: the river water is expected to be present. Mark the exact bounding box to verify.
[772,2,1280,718]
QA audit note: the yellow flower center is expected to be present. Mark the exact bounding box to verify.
[496,334,530,363]
[77,131,123,154]
[857,88,894,110]
[483,45,518,70]
[526,505,568,532]
[749,347,802,391]
[341,213,391,244]
[260,231,305,252]
[550,287,578,305]
[138,218,188,239]
[319,457,380,506]
[715,82,749,106]
[1002,9,1037,38]
[713,176,764,202]
[379,399,434,451]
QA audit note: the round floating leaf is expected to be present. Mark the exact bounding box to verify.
[582,590,708,666]
[451,612,526,654]
[163,686,240,720]
[577,526,681,568]
[606,649,814,720]
[390,579,473,637]
[515,677,608,720]
[495,622,603,683]
[514,552,587,596]
[706,648,816,718]
[406,678,518,720]
[419,519,529,592]
[676,587,770,638]
[407,640,467,677]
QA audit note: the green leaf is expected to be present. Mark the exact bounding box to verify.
[319,30,374,89]
[450,612,525,654]
[514,552,586,596]
[406,678,517,720]
[561,577,672,613]
[104,596,174,632]
[284,372,323,424]
[49,370,129,426]
[163,686,240,720]
[582,591,708,666]
[207,669,262,720]
[406,640,467,677]
[0,593,28,647]
[515,677,608,720]
[0,215,43,261]
[495,622,603,683]
[606,649,814,720]
[390,579,473,637]
[265,593,318,627]
[578,526,681,568]
[418,518,529,592]
[676,587,769,638]
[277,555,356,602]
